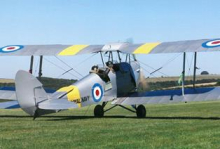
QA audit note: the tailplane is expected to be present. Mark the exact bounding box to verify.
[15,70,79,118]
[15,70,56,117]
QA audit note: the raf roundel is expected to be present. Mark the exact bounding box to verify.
[0,45,24,53]
[92,83,103,102]
[202,39,220,48]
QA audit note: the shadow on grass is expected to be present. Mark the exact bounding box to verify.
[0,115,220,121]
[45,116,220,121]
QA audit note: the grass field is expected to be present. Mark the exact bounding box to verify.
[0,101,220,149]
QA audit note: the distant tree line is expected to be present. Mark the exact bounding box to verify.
[145,79,220,91]
[1,77,220,92]
[0,77,77,90]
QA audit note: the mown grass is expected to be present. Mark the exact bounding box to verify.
[0,101,220,149]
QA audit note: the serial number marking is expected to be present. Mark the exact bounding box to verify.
[81,96,90,102]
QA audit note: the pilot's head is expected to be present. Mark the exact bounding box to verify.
[91,65,99,73]
[106,61,113,68]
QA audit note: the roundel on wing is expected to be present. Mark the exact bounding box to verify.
[202,39,220,48]
[0,45,24,53]
[92,83,103,102]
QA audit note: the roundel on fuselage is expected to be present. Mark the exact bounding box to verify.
[92,83,103,102]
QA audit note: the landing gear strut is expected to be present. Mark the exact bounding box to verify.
[93,103,146,118]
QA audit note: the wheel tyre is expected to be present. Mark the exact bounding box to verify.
[136,105,146,118]
[94,105,104,117]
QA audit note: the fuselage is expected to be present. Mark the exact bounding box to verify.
[54,61,141,107]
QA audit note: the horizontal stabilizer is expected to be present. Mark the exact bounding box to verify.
[0,101,20,109]
[38,99,78,110]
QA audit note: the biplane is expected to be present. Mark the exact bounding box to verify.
[1,38,220,119]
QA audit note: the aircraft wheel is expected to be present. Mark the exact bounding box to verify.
[94,105,104,117]
[136,105,146,118]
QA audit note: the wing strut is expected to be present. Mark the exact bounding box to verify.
[100,52,105,67]
[29,55,44,80]
[29,55,34,74]
[38,55,43,80]
[193,52,197,88]
[182,52,186,96]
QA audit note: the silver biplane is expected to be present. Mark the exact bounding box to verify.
[1,38,220,119]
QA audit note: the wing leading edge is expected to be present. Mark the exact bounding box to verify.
[1,38,220,56]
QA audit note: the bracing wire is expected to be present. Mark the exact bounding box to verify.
[141,67,156,77]
[139,53,182,77]
[44,58,80,79]
[44,53,98,79]
[54,56,83,77]
[161,53,182,68]
[139,60,169,77]
[73,53,98,68]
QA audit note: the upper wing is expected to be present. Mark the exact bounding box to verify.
[1,38,220,56]
[0,45,103,56]
[112,87,220,105]
[122,38,220,54]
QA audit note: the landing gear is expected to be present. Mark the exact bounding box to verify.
[94,105,104,117]
[93,103,146,118]
[136,105,146,118]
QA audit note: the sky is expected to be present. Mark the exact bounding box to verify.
[0,0,220,79]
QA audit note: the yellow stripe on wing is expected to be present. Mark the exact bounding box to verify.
[133,43,161,54]
[58,45,89,56]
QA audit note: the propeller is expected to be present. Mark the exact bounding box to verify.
[138,68,149,91]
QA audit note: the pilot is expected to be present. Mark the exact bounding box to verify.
[90,65,99,74]
[106,61,114,72]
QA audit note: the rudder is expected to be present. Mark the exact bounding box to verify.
[15,70,55,116]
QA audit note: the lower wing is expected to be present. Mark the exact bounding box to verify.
[112,87,220,105]
[0,101,20,109]
[0,87,56,101]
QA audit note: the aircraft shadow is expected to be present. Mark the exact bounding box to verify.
[45,116,220,121]
[0,115,220,121]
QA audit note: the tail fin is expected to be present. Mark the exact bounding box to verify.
[15,70,55,117]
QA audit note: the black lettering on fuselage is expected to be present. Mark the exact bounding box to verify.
[81,96,90,102]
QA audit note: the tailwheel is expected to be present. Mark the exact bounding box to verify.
[136,105,146,118]
[94,105,104,117]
